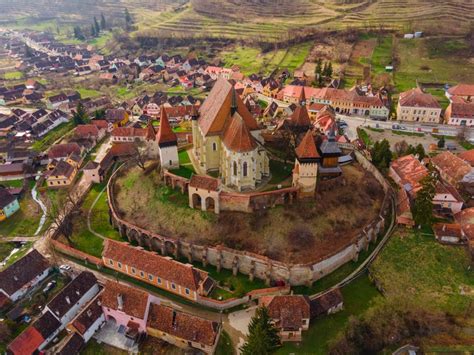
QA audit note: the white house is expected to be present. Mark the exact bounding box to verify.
[0,250,51,303]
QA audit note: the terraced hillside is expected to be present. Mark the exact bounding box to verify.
[0,0,185,26]
[134,0,474,40]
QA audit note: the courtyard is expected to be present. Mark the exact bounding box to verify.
[112,162,384,264]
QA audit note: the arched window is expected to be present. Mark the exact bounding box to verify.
[243,162,248,177]
[233,161,237,176]
[212,142,217,151]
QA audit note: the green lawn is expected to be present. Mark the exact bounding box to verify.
[170,165,195,179]
[0,191,42,237]
[178,150,191,164]
[269,160,293,184]
[370,229,474,315]
[68,183,124,258]
[216,331,234,355]
[0,242,32,269]
[394,38,474,93]
[357,127,372,147]
[221,42,311,75]
[76,87,102,99]
[2,71,24,80]
[371,36,393,74]
[277,275,382,355]
[193,259,268,298]
[32,121,75,152]
[392,130,424,137]
[0,179,24,188]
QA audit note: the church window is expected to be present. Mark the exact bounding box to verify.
[243,162,248,177]
[233,162,237,176]
[212,142,217,151]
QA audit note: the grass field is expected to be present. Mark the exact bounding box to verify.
[31,121,74,152]
[0,187,42,238]
[370,229,474,315]
[220,43,312,75]
[1,71,24,80]
[277,275,382,354]
[394,38,474,93]
[76,87,102,99]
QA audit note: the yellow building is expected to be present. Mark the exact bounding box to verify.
[46,153,81,188]
[192,78,269,191]
[397,88,442,123]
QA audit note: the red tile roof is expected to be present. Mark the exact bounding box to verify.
[458,149,474,166]
[8,326,44,355]
[91,120,109,129]
[189,175,220,191]
[222,113,257,152]
[103,240,210,291]
[295,130,320,160]
[147,303,219,347]
[431,151,471,184]
[157,106,177,145]
[260,295,310,330]
[74,124,100,138]
[447,84,474,97]
[101,281,149,319]
[48,143,81,159]
[398,88,441,109]
[112,127,146,137]
[198,78,258,136]
[288,105,311,127]
[390,155,428,195]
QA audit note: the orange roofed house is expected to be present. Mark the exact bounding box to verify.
[147,303,220,354]
[102,240,216,301]
[397,88,441,123]
[259,295,311,342]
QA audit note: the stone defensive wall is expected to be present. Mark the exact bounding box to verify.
[107,150,394,287]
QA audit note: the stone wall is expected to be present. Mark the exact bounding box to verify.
[108,152,393,287]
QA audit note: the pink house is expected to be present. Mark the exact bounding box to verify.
[101,281,150,334]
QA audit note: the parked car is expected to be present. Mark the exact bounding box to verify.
[59,264,72,272]
[446,143,457,151]
[42,280,57,294]
[392,124,401,130]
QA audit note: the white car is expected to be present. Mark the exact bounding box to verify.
[59,264,72,272]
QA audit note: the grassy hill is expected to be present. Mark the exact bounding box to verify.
[131,0,474,40]
[1,0,473,41]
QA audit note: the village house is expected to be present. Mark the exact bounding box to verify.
[259,295,311,342]
[48,142,82,162]
[397,88,442,123]
[46,92,69,109]
[146,303,220,354]
[433,223,465,244]
[44,271,99,327]
[46,153,81,188]
[0,187,20,221]
[445,96,474,126]
[0,250,51,304]
[105,108,129,127]
[192,78,269,191]
[431,151,474,189]
[102,240,216,301]
[310,288,344,318]
[74,123,106,142]
[446,83,474,102]
[458,149,474,167]
[66,295,105,342]
[8,310,62,355]
[101,280,150,335]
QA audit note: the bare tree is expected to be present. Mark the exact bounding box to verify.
[129,140,148,170]
[394,140,409,157]
[46,187,82,245]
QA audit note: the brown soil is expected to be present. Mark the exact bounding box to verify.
[114,163,384,264]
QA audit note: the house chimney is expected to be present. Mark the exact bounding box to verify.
[442,224,446,232]
[117,293,124,311]
[66,296,71,304]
